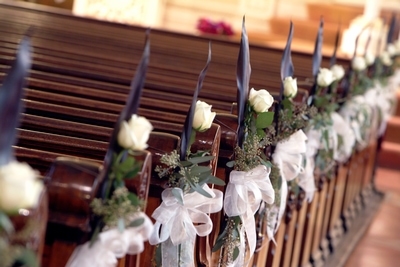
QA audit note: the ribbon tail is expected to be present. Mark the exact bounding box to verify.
[161,238,179,267]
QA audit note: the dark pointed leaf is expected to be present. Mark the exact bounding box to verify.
[330,23,341,67]
[312,18,324,78]
[353,23,373,60]
[387,13,397,45]
[98,31,150,200]
[310,18,324,97]
[180,43,212,160]
[280,21,294,83]
[0,37,31,167]
[363,29,372,57]
[237,16,251,148]
[103,31,150,168]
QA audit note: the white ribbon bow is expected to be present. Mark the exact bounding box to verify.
[297,129,320,202]
[340,95,372,151]
[149,185,223,267]
[66,212,153,267]
[224,165,275,265]
[331,112,356,163]
[272,130,308,182]
[268,130,307,242]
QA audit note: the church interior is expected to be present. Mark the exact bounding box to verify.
[0,0,400,266]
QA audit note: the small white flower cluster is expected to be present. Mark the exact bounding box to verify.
[316,64,345,87]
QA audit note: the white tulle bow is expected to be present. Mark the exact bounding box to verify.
[272,130,308,182]
[331,112,356,163]
[66,211,153,267]
[224,165,275,266]
[149,185,223,267]
[297,129,320,202]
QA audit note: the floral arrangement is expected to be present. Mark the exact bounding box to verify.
[149,47,225,267]
[66,35,154,267]
[0,37,43,267]
[210,20,315,267]
[0,162,43,267]
[197,18,234,36]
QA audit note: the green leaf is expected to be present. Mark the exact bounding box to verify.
[259,157,272,168]
[197,169,213,184]
[118,218,125,232]
[0,211,14,235]
[206,175,226,186]
[192,183,212,198]
[123,165,141,179]
[129,217,144,227]
[257,128,266,139]
[282,98,291,110]
[190,166,212,174]
[118,156,136,171]
[15,248,39,267]
[113,179,125,189]
[233,247,240,261]
[226,161,235,168]
[180,161,192,167]
[127,192,141,206]
[212,227,228,252]
[172,188,184,205]
[256,112,274,129]
[188,155,215,165]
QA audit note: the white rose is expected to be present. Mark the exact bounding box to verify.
[317,68,334,87]
[192,100,216,132]
[387,43,396,57]
[352,56,367,71]
[380,51,393,66]
[365,52,376,66]
[249,88,274,113]
[283,76,298,98]
[331,64,345,81]
[0,161,43,213]
[117,114,153,150]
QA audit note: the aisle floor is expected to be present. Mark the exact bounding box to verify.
[344,168,400,267]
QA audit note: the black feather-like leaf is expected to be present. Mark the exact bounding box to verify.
[280,21,294,87]
[364,29,372,57]
[0,37,31,167]
[180,43,212,160]
[353,23,373,60]
[330,23,341,67]
[312,18,324,78]
[236,17,251,148]
[103,30,150,167]
[387,13,397,45]
[98,31,150,200]
[309,18,324,97]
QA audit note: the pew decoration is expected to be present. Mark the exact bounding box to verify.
[149,45,225,267]
[269,21,315,239]
[0,37,45,267]
[66,35,154,267]
[211,18,276,267]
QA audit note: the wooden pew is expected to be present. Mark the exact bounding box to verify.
[0,3,386,267]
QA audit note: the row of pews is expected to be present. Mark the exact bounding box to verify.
[0,1,384,267]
